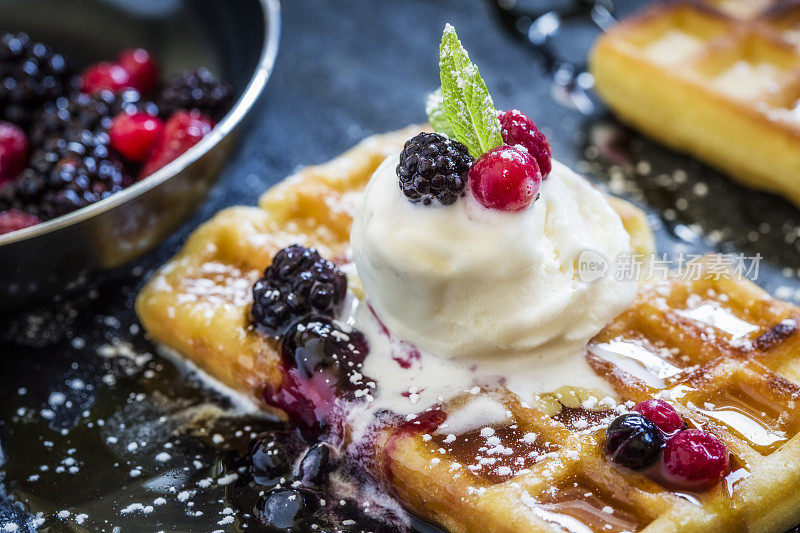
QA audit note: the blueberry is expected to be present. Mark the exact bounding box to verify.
[248,430,306,486]
[256,487,313,529]
[298,442,337,488]
[604,413,664,470]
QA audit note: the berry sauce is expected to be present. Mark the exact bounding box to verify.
[243,248,456,532]
[236,427,422,532]
[243,303,436,531]
[263,318,373,439]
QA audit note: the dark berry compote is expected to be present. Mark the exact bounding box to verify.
[250,245,373,437]
[241,244,415,530]
[0,32,234,235]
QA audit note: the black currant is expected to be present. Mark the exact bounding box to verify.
[604,413,664,470]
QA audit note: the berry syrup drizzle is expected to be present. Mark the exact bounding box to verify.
[368,303,422,370]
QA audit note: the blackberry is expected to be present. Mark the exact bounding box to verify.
[397,132,472,206]
[4,136,130,220]
[0,89,142,219]
[29,89,157,149]
[0,31,72,128]
[280,319,368,384]
[157,67,233,121]
[251,245,347,335]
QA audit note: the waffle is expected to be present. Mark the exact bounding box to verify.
[134,128,800,532]
[384,273,800,533]
[590,0,800,206]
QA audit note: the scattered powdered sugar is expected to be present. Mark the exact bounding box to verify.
[436,396,508,435]
[120,503,154,515]
[154,452,171,463]
[216,473,238,486]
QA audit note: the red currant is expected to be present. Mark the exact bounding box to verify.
[633,399,684,437]
[140,110,215,178]
[0,209,40,235]
[80,62,132,94]
[469,145,541,212]
[0,122,28,185]
[498,109,552,177]
[661,429,729,489]
[109,112,165,162]
[118,48,158,93]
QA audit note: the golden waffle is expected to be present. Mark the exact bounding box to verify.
[132,128,800,533]
[384,272,800,532]
[590,0,800,206]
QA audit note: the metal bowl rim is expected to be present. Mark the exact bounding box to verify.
[0,0,281,247]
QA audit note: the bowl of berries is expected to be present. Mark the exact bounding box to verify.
[0,0,280,313]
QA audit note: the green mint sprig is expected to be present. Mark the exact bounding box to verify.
[425,88,455,139]
[438,24,502,158]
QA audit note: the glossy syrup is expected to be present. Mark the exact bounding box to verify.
[431,423,559,484]
[533,475,646,533]
[694,386,793,455]
[589,335,686,388]
[675,303,759,340]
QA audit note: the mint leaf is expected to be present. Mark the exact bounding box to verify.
[425,88,455,138]
[439,24,502,158]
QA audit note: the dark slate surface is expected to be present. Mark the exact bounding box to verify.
[3,0,800,531]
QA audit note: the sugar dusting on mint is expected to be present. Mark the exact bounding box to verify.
[425,88,455,138]
[438,24,502,158]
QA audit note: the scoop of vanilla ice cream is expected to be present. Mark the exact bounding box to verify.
[350,154,636,360]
